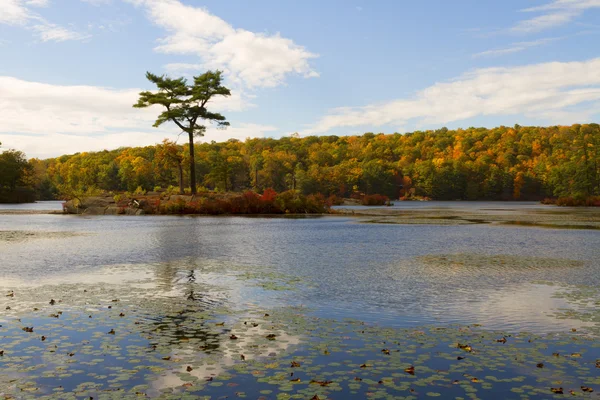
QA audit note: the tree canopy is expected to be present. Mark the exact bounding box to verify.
[26,123,600,202]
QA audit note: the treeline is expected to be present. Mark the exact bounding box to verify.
[0,144,36,203]
[21,123,600,201]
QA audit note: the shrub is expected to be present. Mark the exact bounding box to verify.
[361,194,389,206]
[555,195,600,207]
[326,194,344,206]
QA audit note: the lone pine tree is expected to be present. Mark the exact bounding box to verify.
[134,71,231,194]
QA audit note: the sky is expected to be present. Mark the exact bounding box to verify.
[0,0,600,159]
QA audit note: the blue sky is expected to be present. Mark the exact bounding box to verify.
[1,0,599,158]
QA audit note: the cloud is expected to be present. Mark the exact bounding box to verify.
[0,0,30,25]
[0,0,89,42]
[511,0,600,33]
[131,0,318,88]
[0,76,153,135]
[304,57,600,134]
[0,76,278,158]
[473,37,559,58]
[2,124,279,159]
[25,0,48,6]
[32,23,91,42]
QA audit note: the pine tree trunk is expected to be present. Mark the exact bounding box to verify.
[188,132,197,195]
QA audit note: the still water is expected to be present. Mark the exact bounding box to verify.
[1,205,600,398]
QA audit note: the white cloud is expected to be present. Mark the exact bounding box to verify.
[304,57,600,134]
[25,0,48,6]
[0,0,30,25]
[0,0,89,42]
[2,124,279,159]
[32,23,91,42]
[0,76,154,135]
[512,0,600,33]
[0,76,277,158]
[473,37,559,58]
[131,0,318,88]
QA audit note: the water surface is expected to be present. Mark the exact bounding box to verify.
[1,203,600,398]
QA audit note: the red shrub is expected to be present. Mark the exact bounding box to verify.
[361,194,389,206]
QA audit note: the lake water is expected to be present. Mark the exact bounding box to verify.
[1,204,600,399]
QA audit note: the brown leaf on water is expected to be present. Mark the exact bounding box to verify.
[310,396,321,400]
[381,349,390,355]
[266,334,277,340]
[119,313,125,317]
[290,378,301,382]
[186,366,193,372]
[404,366,415,375]
[496,337,507,343]
[354,377,362,381]
[551,387,564,394]
[49,299,55,305]
[108,329,115,335]
[215,322,224,326]
[0,350,4,356]
[240,354,246,361]
[553,352,560,357]
[230,334,238,340]
[310,380,332,387]
[571,353,582,358]
[162,356,171,361]
[22,327,33,333]
[182,383,193,388]
[290,361,301,368]
[581,386,594,393]
[457,356,465,360]
[360,364,369,368]
[264,314,270,317]
[572,328,577,332]
[537,363,544,368]
[452,380,460,385]
[471,378,481,383]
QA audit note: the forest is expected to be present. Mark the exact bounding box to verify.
[4,123,600,204]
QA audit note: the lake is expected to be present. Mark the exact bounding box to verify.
[1,202,600,399]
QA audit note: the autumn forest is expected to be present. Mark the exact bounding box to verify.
[3,123,599,204]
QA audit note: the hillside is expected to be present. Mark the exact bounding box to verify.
[25,123,600,201]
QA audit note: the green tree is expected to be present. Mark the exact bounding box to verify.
[134,71,231,194]
[0,147,31,190]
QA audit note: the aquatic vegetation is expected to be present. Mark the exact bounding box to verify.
[1,259,600,399]
[0,230,84,243]
[417,254,585,270]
